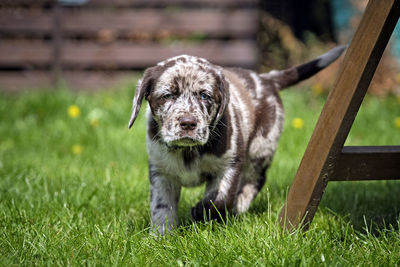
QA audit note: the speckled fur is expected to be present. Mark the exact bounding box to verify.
[128,46,345,235]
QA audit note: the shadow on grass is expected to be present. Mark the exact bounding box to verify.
[241,179,400,235]
[320,180,400,233]
[159,179,400,235]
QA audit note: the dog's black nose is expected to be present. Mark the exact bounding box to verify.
[179,116,197,131]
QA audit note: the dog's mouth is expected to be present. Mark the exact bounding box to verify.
[161,125,209,149]
[168,137,204,148]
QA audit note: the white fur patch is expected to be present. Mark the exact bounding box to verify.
[251,72,263,99]
[216,167,237,201]
[248,95,284,163]
[229,83,252,143]
[235,183,258,213]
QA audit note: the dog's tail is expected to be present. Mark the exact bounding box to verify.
[260,45,346,89]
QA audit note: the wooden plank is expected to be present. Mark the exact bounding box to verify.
[279,0,399,230]
[0,0,52,7]
[0,9,52,36]
[0,9,257,38]
[87,0,258,7]
[0,71,140,91]
[0,40,256,68]
[61,71,141,91]
[330,146,400,181]
[61,41,257,68]
[0,0,257,8]
[0,41,53,67]
[0,71,52,91]
[63,9,257,38]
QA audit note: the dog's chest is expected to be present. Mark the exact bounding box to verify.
[170,152,226,187]
[148,141,226,187]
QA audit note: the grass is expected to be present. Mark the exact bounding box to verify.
[1,83,400,266]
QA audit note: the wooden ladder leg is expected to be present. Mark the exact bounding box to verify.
[279,0,400,231]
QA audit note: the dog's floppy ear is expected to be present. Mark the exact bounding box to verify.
[128,67,156,129]
[214,74,229,127]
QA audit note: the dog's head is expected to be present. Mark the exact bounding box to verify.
[129,55,229,148]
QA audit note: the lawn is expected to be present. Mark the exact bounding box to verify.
[1,83,400,266]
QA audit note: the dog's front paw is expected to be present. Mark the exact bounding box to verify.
[191,201,205,221]
[191,200,226,222]
[150,223,171,236]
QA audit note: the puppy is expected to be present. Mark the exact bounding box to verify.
[128,46,345,235]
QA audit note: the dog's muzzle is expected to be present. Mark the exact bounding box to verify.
[165,115,207,148]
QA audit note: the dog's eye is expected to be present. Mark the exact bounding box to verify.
[162,93,175,100]
[200,92,211,101]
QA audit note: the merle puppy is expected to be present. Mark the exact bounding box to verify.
[128,46,345,235]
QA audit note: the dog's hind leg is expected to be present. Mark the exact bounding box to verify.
[235,183,259,214]
[234,164,268,214]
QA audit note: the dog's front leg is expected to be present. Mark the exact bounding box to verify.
[149,164,181,235]
[191,162,242,221]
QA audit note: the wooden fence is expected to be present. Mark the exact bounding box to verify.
[0,0,258,91]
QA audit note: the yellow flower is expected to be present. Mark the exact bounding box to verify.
[311,83,324,96]
[72,144,83,155]
[292,118,305,129]
[395,117,400,128]
[68,105,81,118]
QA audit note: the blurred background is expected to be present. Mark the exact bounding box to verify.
[0,0,399,95]
[1,2,400,257]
